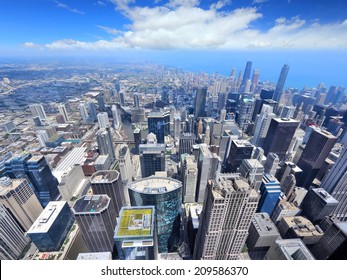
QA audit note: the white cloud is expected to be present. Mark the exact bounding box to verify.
[26,1,347,51]
[55,1,85,15]
[252,0,268,4]
[95,1,107,6]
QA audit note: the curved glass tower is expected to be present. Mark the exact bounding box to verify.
[127,177,182,253]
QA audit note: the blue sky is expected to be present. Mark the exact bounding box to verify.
[1,0,347,88]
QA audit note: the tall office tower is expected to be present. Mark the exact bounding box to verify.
[324,86,338,105]
[29,104,47,121]
[5,154,59,207]
[260,89,274,100]
[296,129,337,189]
[237,98,255,132]
[36,130,49,147]
[119,145,133,185]
[271,200,301,224]
[280,105,295,119]
[58,104,69,123]
[244,80,252,93]
[72,195,117,253]
[45,126,57,138]
[147,111,170,144]
[178,133,196,158]
[311,217,347,259]
[133,93,140,109]
[223,140,254,173]
[119,92,126,107]
[139,143,165,178]
[265,239,315,260]
[251,104,276,146]
[287,187,308,207]
[194,87,207,118]
[278,161,303,185]
[262,118,299,161]
[114,206,156,260]
[257,174,281,216]
[174,114,181,140]
[251,69,260,93]
[96,93,106,112]
[217,92,227,111]
[97,112,109,129]
[0,204,30,260]
[252,147,264,161]
[90,170,125,218]
[263,153,279,176]
[194,177,259,260]
[133,128,142,155]
[111,105,120,129]
[239,159,264,191]
[273,64,290,102]
[236,70,243,90]
[220,109,227,122]
[181,155,198,203]
[196,144,220,203]
[27,201,74,252]
[320,146,347,221]
[0,177,43,231]
[127,177,182,253]
[246,213,280,257]
[87,101,97,122]
[96,126,116,162]
[79,102,89,122]
[301,188,339,224]
[204,125,211,145]
[240,61,252,93]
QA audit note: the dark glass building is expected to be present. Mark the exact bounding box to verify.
[127,177,182,253]
[5,154,59,207]
[194,87,207,118]
[27,201,74,252]
[273,64,289,102]
[223,140,254,173]
[147,111,170,144]
[139,143,165,178]
[262,118,299,161]
[178,133,196,158]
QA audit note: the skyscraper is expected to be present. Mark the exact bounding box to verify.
[178,133,196,158]
[5,154,59,207]
[251,104,276,147]
[97,112,109,129]
[296,128,337,189]
[0,177,43,231]
[111,104,120,129]
[72,195,117,253]
[96,93,106,112]
[257,174,281,216]
[58,104,69,123]
[0,204,30,260]
[79,102,89,122]
[118,145,133,185]
[320,146,347,221]
[223,140,254,173]
[90,170,125,218]
[240,61,252,93]
[127,177,182,253]
[139,143,165,178]
[194,177,259,260]
[133,128,142,155]
[133,93,140,109]
[262,118,299,161]
[87,101,97,122]
[27,201,74,252]
[194,87,207,118]
[263,153,279,176]
[273,64,290,102]
[265,239,315,260]
[96,126,116,162]
[147,111,170,144]
[29,104,47,121]
[237,98,255,132]
[181,154,198,203]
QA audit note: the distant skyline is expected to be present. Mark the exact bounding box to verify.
[0,0,347,89]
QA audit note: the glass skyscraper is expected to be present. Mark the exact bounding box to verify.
[127,177,182,253]
[147,111,170,144]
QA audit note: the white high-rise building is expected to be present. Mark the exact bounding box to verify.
[36,130,49,147]
[181,155,198,203]
[79,102,89,121]
[194,177,259,260]
[251,105,275,147]
[174,114,181,140]
[58,104,69,123]
[29,104,47,121]
[119,145,133,186]
[0,204,30,260]
[111,105,120,130]
[97,112,109,129]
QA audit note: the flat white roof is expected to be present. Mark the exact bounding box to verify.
[77,252,112,260]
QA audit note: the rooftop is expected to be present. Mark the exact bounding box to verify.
[232,140,254,148]
[27,201,67,234]
[90,170,120,183]
[73,195,110,214]
[274,239,315,260]
[128,177,182,194]
[253,213,280,235]
[312,188,339,204]
[274,117,300,123]
[94,155,110,165]
[0,177,27,196]
[115,206,154,238]
[282,216,323,237]
[77,252,112,260]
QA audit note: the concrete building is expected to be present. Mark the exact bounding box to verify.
[178,133,196,158]
[90,170,125,218]
[119,145,134,185]
[127,177,182,253]
[96,126,116,162]
[97,112,109,129]
[29,104,47,121]
[0,204,30,260]
[114,206,156,260]
[181,154,198,203]
[263,153,279,176]
[72,195,117,253]
[194,177,259,260]
[94,155,111,171]
[277,216,323,246]
[237,98,255,132]
[265,238,315,260]
[301,188,339,224]
[239,159,264,191]
[271,200,301,224]
[0,177,43,231]
[58,104,69,123]
[27,201,74,252]
[246,213,280,253]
